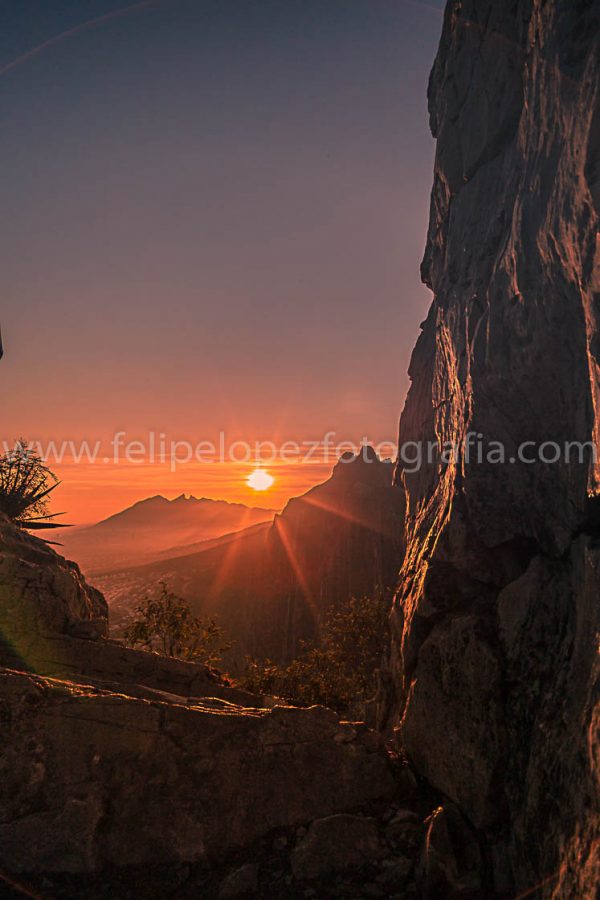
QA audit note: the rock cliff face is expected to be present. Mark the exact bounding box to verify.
[391,1,600,896]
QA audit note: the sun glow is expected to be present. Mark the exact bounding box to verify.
[246,468,275,491]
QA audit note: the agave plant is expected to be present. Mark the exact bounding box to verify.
[0,440,69,537]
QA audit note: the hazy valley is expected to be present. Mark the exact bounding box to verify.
[82,450,404,666]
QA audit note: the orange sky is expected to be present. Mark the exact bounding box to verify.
[49,435,399,523]
[2,0,441,525]
[50,459,333,524]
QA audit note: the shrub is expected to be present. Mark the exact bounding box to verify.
[0,440,65,533]
[123,582,232,667]
[239,592,391,712]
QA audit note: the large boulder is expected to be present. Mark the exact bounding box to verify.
[388,2,600,897]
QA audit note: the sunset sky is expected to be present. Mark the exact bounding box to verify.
[1,0,444,522]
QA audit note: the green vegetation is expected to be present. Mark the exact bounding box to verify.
[123,585,391,711]
[123,582,232,667]
[0,440,65,533]
[239,593,391,712]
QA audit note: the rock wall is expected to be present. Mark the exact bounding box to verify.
[0,669,394,875]
[391,1,600,896]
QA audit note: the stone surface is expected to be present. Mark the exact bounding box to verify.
[0,514,267,708]
[376,856,413,890]
[497,538,600,898]
[0,669,395,875]
[291,814,383,880]
[401,614,505,831]
[385,809,421,849]
[417,805,482,900]
[0,514,108,648]
[0,515,397,881]
[2,629,264,708]
[218,863,259,898]
[388,2,600,897]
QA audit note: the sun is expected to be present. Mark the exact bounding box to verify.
[246,468,275,491]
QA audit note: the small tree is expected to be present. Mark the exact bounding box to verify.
[0,440,66,533]
[123,582,232,667]
[239,592,391,711]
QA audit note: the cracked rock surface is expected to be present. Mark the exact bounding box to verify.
[389,2,600,896]
[0,669,395,874]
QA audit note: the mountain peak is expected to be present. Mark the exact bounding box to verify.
[57,493,277,573]
[330,447,392,486]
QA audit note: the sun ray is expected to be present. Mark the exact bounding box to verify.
[299,492,395,537]
[204,507,263,600]
[273,517,320,629]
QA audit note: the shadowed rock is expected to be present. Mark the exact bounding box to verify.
[388,2,600,897]
[0,513,108,648]
[0,669,395,874]
[291,814,383,880]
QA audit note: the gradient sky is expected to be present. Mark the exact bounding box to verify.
[1,0,444,522]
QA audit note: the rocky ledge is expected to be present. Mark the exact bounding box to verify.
[0,516,405,895]
[0,669,396,874]
[0,671,483,900]
[0,513,108,646]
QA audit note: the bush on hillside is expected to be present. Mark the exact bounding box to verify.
[123,582,232,667]
[239,592,391,712]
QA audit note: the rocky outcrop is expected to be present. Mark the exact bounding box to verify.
[0,513,108,650]
[2,630,267,708]
[0,514,263,707]
[0,669,395,874]
[390,1,600,897]
[0,515,401,886]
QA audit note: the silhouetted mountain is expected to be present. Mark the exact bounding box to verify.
[56,495,276,573]
[97,450,405,665]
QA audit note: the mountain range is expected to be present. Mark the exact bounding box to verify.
[56,495,276,573]
[93,449,405,665]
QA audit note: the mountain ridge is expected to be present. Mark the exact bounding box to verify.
[56,493,277,573]
[97,451,405,666]
[83,493,277,530]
